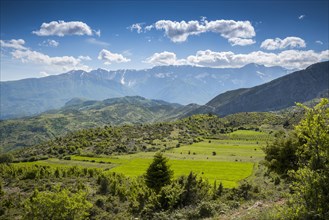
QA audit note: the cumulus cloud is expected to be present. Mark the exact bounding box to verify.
[144,51,184,65]
[0,39,26,50]
[98,49,130,65]
[154,20,205,42]
[11,49,91,72]
[145,25,154,31]
[144,49,329,70]
[128,23,144,33]
[228,38,255,46]
[78,55,92,61]
[131,19,255,46]
[33,20,99,37]
[315,40,323,45]
[205,20,255,39]
[260,37,306,50]
[39,39,59,47]
[2,38,91,74]
[186,49,329,69]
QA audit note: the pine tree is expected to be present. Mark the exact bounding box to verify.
[145,152,173,192]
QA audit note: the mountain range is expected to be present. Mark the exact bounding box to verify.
[0,64,287,119]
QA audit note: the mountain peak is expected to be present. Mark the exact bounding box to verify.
[95,68,109,72]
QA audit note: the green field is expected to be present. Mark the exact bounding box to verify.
[14,130,267,188]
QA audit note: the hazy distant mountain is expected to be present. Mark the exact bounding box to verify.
[0,96,198,152]
[0,64,287,119]
[191,61,329,116]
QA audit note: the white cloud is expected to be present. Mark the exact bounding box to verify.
[128,23,144,33]
[315,40,323,45]
[298,15,305,20]
[200,16,207,23]
[0,39,26,50]
[47,39,59,47]
[132,19,255,46]
[95,30,101,37]
[33,20,99,37]
[40,71,49,77]
[186,50,238,68]
[98,49,130,65]
[145,25,154,31]
[205,20,255,39]
[39,39,59,47]
[145,49,329,70]
[11,49,91,72]
[260,37,306,50]
[154,20,205,42]
[186,49,329,69]
[228,38,255,46]
[78,55,92,61]
[86,38,110,47]
[2,38,91,74]
[144,51,180,65]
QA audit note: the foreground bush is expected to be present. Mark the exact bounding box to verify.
[24,187,92,220]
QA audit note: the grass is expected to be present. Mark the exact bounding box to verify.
[13,158,115,169]
[167,139,265,162]
[107,158,253,187]
[15,130,268,188]
[227,130,273,141]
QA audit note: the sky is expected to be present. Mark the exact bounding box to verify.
[0,0,328,81]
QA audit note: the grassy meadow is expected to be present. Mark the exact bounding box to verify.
[12,130,268,188]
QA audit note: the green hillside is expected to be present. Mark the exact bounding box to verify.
[0,96,196,152]
[12,113,280,160]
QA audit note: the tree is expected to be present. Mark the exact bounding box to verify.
[0,179,4,197]
[145,152,173,192]
[265,98,329,219]
[98,175,110,194]
[285,98,329,219]
[179,172,210,206]
[24,188,92,220]
[263,131,299,177]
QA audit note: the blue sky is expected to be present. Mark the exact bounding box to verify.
[1,0,328,81]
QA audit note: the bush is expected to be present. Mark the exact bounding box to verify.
[197,201,216,218]
[24,188,92,219]
[0,154,14,164]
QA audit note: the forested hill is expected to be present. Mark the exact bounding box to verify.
[13,112,293,160]
[0,96,198,152]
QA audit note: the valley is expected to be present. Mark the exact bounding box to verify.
[1,0,329,218]
[0,62,328,219]
[14,130,267,188]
